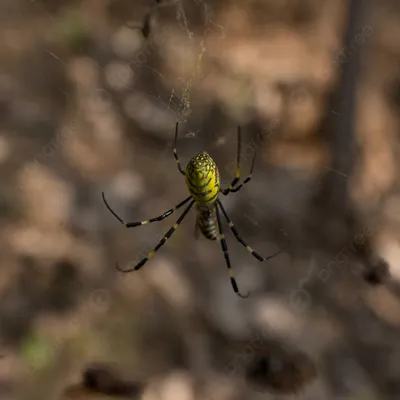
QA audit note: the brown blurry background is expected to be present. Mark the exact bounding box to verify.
[1,0,400,399]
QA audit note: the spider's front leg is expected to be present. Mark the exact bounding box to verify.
[220,126,256,196]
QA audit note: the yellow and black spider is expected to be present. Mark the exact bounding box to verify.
[102,123,288,298]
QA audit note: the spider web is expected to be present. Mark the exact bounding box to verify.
[131,0,225,132]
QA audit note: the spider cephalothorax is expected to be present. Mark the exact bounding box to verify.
[102,123,289,298]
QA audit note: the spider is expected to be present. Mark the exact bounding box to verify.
[102,122,289,298]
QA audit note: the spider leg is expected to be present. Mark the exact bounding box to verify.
[217,199,290,261]
[220,126,256,195]
[116,200,195,272]
[102,192,192,227]
[215,202,249,298]
[174,122,186,176]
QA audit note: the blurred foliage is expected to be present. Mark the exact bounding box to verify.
[56,9,90,54]
[21,333,55,372]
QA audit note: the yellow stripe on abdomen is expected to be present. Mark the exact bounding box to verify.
[186,152,220,206]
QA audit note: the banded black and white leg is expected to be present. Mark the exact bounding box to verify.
[174,122,186,176]
[217,200,289,261]
[215,201,249,298]
[116,200,195,272]
[102,192,192,227]
[220,126,256,195]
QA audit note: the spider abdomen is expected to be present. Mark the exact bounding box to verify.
[197,206,219,240]
[186,151,220,206]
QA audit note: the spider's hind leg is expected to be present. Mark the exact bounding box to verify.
[217,199,290,262]
[215,202,249,298]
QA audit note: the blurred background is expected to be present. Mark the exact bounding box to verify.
[1,0,400,399]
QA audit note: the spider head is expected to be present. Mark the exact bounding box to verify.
[186,151,220,205]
